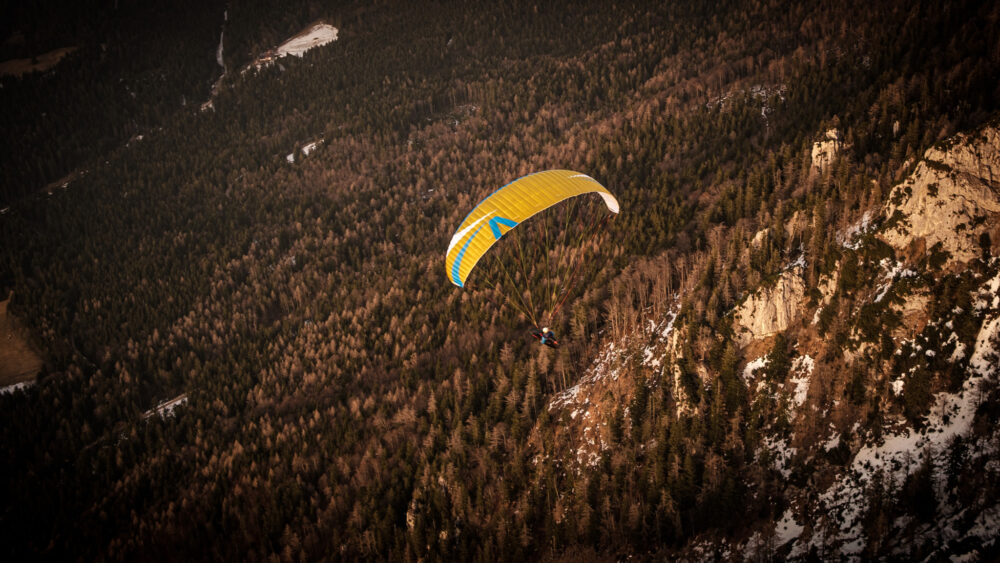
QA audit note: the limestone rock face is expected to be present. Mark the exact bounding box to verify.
[751,227,770,248]
[811,267,839,325]
[734,268,806,346]
[881,125,1000,265]
[811,129,842,173]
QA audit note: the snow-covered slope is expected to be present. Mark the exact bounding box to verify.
[276,24,338,58]
[205,21,340,110]
[250,23,339,71]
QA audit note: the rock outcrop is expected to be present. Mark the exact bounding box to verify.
[810,267,839,325]
[881,125,1000,265]
[734,267,806,346]
[811,129,842,173]
[542,123,1000,561]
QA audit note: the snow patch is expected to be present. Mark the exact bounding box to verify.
[775,507,804,547]
[762,436,795,479]
[810,307,999,558]
[786,248,807,271]
[143,394,189,419]
[950,339,967,363]
[248,23,339,72]
[874,259,918,303]
[286,139,324,163]
[277,24,339,58]
[891,379,905,396]
[302,140,322,155]
[661,309,678,339]
[215,30,225,70]
[788,355,813,408]
[839,210,874,249]
[969,314,1000,377]
[973,271,1000,312]
[0,380,35,395]
[823,432,841,452]
[643,347,660,368]
[743,356,768,383]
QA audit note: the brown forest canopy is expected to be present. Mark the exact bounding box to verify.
[1,0,999,560]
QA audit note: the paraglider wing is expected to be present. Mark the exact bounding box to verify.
[445,170,619,287]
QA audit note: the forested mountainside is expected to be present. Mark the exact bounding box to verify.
[1,0,998,560]
[549,125,1000,560]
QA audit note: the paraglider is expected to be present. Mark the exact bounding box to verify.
[532,327,559,349]
[444,170,619,345]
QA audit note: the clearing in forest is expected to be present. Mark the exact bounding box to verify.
[0,46,78,77]
[0,296,43,387]
[249,22,339,70]
[276,22,338,57]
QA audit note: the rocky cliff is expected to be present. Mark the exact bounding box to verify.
[733,266,806,346]
[544,121,1000,560]
[811,128,843,174]
[881,127,1000,266]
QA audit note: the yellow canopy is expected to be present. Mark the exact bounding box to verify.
[445,170,619,287]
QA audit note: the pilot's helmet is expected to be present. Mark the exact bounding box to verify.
[542,327,549,333]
